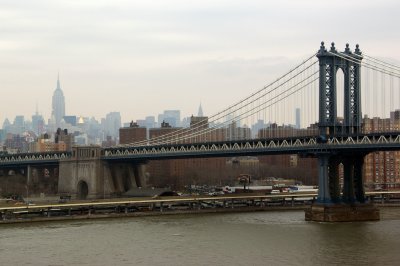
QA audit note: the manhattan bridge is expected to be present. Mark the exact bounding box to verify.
[1,42,400,221]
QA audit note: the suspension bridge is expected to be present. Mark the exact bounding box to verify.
[1,42,400,221]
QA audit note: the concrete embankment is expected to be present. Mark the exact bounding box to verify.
[0,194,316,224]
[0,205,308,224]
[1,192,399,224]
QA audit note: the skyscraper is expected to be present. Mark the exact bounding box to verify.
[163,110,180,127]
[31,111,45,136]
[52,74,65,128]
[31,103,45,136]
[198,103,204,117]
[295,108,301,129]
[104,112,121,140]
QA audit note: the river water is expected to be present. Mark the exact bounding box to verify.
[1,208,400,266]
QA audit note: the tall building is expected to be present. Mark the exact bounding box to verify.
[0,129,5,144]
[32,109,45,136]
[2,119,11,133]
[163,110,181,127]
[145,116,156,129]
[104,112,121,141]
[295,108,301,129]
[10,115,25,135]
[51,74,66,128]
[251,119,267,138]
[363,114,400,190]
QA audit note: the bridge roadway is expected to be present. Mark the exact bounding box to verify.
[103,132,400,161]
[1,132,400,167]
[0,151,71,167]
[1,191,399,224]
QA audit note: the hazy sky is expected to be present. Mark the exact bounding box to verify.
[1,0,399,124]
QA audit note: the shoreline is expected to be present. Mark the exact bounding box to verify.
[2,204,400,225]
[0,205,306,225]
[2,192,399,225]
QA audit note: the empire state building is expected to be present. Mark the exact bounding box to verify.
[52,74,65,128]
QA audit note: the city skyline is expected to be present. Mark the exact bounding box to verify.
[2,1,400,259]
[1,1,400,125]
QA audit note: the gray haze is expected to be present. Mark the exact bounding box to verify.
[1,0,399,123]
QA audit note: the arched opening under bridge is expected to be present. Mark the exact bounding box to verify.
[77,180,89,200]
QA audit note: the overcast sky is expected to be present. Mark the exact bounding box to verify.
[1,0,399,124]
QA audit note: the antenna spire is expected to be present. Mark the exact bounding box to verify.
[198,102,204,117]
[57,72,61,89]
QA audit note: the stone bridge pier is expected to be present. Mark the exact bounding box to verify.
[305,152,379,222]
[58,146,146,199]
[105,163,146,195]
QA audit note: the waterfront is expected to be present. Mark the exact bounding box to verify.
[1,208,400,265]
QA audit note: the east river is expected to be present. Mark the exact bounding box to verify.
[1,208,400,266]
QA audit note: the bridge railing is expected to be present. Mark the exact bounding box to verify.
[103,132,400,158]
[0,151,72,165]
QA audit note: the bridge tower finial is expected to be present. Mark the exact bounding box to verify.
[318,41,327,54]
[345,43,351,54]
[330,42,336,52]
[355,44,362,55]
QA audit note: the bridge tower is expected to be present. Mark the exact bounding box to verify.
[307,42,379,222]
[317,41,363,137]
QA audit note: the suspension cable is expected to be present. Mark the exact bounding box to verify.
[123,56,318,147]
[134,71,319,146]
[327,51,400,78]
[363,54,400,71]
[141,68,318,146]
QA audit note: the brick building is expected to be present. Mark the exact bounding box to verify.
[362,112,400,190]
[147,121,182,186]
[55,128,73,151]
[119,122,146,144]
[257,124,318,185]
[119,118,321,189]
[29,131,70,152]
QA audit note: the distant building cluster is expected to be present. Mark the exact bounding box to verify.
[118,111,400,190]
[119,114,318,189]
[0,75,123,153]
[1,76,400,190]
